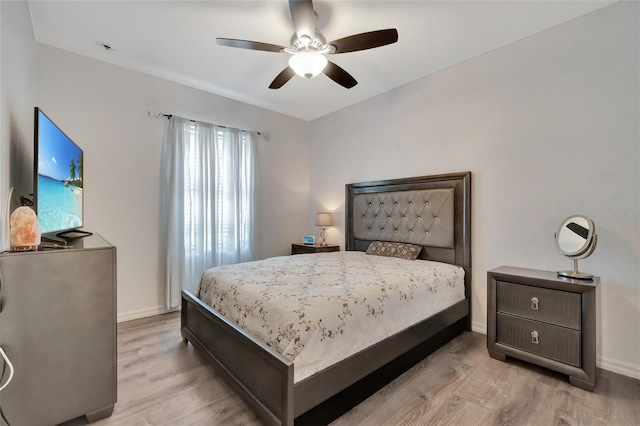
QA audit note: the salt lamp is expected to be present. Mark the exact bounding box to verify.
[10,206,41,249]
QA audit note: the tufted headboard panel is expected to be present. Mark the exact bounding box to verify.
[352,188,455,248]
[346,172,471,301]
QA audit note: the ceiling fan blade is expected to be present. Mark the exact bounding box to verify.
[216,38,284,53]
[269,67,296,89]
[323,61,357,89]
[289,0,316,41]
[329,29,398,54]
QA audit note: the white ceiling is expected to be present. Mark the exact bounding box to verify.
[28,1,614,121]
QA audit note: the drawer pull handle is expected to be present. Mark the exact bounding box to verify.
[531,330,539,344]
[531,297,539,310]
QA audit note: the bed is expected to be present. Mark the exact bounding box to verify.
[180,171,471,425]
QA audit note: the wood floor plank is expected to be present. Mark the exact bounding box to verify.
[60,312,638,426]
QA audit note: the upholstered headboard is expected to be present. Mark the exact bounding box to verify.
[345,172,471,300]
[351,187,456,249]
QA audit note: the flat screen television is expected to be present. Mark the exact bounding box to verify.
[33,107,85,237]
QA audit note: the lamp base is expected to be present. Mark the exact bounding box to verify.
[320,227,328,246]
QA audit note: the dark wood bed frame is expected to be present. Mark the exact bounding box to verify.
[181,171,471,425]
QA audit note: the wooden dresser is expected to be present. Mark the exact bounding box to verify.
[487,266,598,391]
[0,234,117,424]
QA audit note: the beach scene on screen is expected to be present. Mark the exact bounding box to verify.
[37,112,83,234]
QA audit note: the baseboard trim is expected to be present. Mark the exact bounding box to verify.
[598,355,640,380]
[117,305,178,323]
[471,320,487,335]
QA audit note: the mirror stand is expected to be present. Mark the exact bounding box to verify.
[558,259,594,280]
[555,215,597,281]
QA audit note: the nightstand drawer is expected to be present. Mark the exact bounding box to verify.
[497,313,581,367]
[497,281,581,330]
[292,244,319,254]
[291,244,339,255]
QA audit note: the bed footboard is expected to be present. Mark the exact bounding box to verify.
[181,290,294,426]
[294,298,469,419]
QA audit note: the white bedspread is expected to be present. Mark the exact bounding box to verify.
[196,251,465,383]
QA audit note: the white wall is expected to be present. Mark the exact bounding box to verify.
[2,0,637,380]
[310,2,639,378]
[0,1,38,250]
[35,45,311,321]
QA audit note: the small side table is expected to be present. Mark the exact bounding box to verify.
[291,243,339,255]
[487,266,598,391]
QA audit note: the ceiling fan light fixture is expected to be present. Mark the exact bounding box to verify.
[288,51,328,79]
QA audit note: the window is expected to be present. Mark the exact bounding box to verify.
[162,116,257,308]
[183,126,255,257]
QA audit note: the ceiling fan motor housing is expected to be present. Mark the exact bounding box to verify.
[288,32,334,53]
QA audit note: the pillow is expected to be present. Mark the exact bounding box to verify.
[365,241,422,260]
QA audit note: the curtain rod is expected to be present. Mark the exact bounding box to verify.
[160,113,266,137]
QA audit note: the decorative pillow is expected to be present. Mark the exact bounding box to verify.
[365,241,422,260]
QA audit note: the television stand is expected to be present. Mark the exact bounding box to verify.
[57,229,94,239]
[41,234,69,246]
[40,230,94,247]
[0,234,117,424]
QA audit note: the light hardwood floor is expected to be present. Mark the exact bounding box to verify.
[69,312,638,426]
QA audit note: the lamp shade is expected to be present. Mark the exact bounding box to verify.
[289,52,328,79]
[315,212,333,227]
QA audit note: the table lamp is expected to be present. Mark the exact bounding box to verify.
[315,212,333,247]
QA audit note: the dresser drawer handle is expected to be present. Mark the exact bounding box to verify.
[531,330,539,344]
[531,297,539,310]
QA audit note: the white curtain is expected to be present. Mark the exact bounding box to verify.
[161,115,258,309]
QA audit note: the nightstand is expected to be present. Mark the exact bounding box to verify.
[487,266,599,391]
[291,243,339,255]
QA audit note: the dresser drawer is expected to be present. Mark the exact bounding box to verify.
[497,313,581,367]
[497,281,581,329]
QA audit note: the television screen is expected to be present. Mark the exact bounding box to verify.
[34,107,84,235]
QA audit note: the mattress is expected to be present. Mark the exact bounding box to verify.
[196,251,465,383]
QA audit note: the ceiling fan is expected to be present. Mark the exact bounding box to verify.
[216,0,398,89]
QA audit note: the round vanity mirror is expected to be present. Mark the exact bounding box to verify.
[555,215,597,280]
